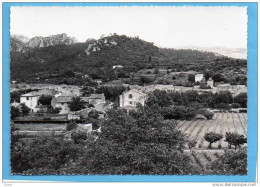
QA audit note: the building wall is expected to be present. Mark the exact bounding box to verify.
[120,90,147,108]
[20,96,39,112]
[195,74,204,82]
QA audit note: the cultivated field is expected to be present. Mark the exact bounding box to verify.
[177,112,247,149]
[178,112,247,168]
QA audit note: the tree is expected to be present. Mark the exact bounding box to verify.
[225,132,247,150]
[208,150,247,175]
[212,73,225,82]
[214,91,233,104]
[204,70,210,81]
[188,74,195,83]
[88,109,100,119]
[81,86,95,97]
[188,140,197,152]
[76,107,202,175]
[154,68,160,74]
[68,97,86,111]
[204,132,223,149]
[38,95,53,106]
[234,93,247,108]
[11,106,21,119]
[20,103,30,115]
[66,121,78,131]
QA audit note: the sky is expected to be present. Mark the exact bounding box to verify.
[10,6,247,49]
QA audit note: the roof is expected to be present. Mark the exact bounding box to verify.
[21,92,40,97]
[123,89,147,96]
[88,93,105,99]
[54,96,89,103]
[195,74,204,77]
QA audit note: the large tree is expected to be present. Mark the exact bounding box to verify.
[78,106,201,174]
[204,132,223,149]
[68,97,86,111]
[38,95,53,106]
[225,132,247,150]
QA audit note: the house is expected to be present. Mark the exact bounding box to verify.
[51,94,105,114]
[20,92,40,112]
[207,78,214,88]
[88,94,106,105]
[119,89,148,109]
[113,65,123,69]
[68,113,81,120]
[51,96,89,114]
[195,74,204,82]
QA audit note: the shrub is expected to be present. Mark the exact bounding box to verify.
[198,109,214,120]
[231,103,241,108]
[234,93,247,108]
[239,109,247,113]
[66,121,78,131]
[214,103,231,110]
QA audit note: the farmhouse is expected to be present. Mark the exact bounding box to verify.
[20,92,40,112]
[119,89,148,109]
[195,74,204,82]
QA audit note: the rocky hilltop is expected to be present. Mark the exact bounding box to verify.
[10,33,77,52]
[28,33,77,48]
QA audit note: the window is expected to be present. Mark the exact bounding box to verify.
[129,101,133,105]
[26,97,29,100]
[129,94,133,99]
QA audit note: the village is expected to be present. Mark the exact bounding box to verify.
[11,69,247,137]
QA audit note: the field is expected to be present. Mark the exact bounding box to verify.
[177,112,247,168]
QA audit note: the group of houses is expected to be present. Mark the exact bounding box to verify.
[13,86,107,119]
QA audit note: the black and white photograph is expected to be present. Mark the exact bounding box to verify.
[10,5,248,175]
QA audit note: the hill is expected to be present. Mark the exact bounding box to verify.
[10,34,246,85]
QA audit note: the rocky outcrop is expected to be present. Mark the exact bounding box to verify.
[28,33,77,48]
[85,37,117,55]
[10,33,77,52]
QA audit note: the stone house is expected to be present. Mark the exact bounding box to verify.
[51,94,105,114]
[119,89,148,109]
[20,92,40,112]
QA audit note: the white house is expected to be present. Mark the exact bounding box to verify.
[113,65,123,69]
[119,89,148,109]
[195,74,204,82]
[20,92,40,112]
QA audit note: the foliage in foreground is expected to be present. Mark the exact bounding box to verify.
[207,149,247,175]
[11,106,203,175]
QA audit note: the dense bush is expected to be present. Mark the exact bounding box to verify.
[208,150,247,175]
[197,109,214,120]
[38,95,53,106]
[231,103,241,108]
[234,93,247,108]
[66,121,78,131]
